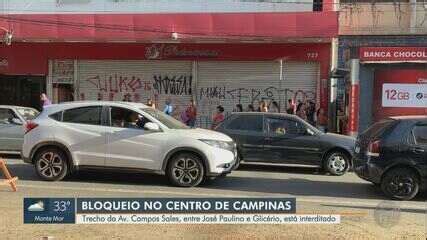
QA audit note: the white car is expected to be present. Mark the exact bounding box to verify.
[22,101,237,187]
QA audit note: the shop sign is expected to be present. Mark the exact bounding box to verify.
[145,44,220,60]
[52,60,74,84]
[382,83,427,108]
[360,47,427,62]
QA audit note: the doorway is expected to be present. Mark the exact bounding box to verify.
[0,75,46,110]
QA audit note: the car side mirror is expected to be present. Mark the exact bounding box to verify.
[144,122,160,131]
[11,118,22,125]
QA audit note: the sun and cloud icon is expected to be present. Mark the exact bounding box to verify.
[27,201,45,212]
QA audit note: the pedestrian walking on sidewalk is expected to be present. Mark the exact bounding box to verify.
[211,105,225,129]
[146,98,156,109]
[286,99,294,114]
[40,93,51,109]
[185,99,197,127]
[247,104,255,112]
[269,101,280,113]
[258,100,268,112]
[317,108,327,132]
[296,102,307,120]
[163,99,173,115]
[234,104,243,112]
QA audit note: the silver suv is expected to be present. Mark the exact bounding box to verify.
[22,101,237,187]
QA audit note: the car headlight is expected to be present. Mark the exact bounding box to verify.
[199,139,235,152]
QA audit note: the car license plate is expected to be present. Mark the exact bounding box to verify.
[355,146,360,153]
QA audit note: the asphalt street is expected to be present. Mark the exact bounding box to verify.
[0,157,426,239]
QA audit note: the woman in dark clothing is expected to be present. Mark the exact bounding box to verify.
[247,104,255,112]
[296,102,307,120]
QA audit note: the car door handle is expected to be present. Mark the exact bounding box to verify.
[265,137,272,141]
[412,147,425,154]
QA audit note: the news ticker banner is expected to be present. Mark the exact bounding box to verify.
[23,198,340,224]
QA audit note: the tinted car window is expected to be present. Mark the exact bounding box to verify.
[227,115,263,132]
[0,109,18,124]
[414,125,427,145]
[266,118,305,135]
[49,112,62,121]
[63,106,102,125]
[111,107,147,129]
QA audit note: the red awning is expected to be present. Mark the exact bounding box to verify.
[0,12,338,42]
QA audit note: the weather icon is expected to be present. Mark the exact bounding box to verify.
[416,93,423,99]
[27,201,45,212]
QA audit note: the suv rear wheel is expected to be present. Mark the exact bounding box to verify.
[34,147,68,181]
[167,153,205,187]
[381,168,419,200]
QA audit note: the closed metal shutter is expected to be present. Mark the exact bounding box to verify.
[196,61,319,128]
[77,60,193,118]
[197,61,281,128]
[75,60,319,128]
[282,61,319,109]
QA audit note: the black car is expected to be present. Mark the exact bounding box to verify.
[354,116,427,200]
[215,112,355,175]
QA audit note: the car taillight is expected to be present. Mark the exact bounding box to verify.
[24,121,38,134]
[367,140,380,157]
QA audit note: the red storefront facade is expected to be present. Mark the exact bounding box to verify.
[0,9,338,126]
[360,47,427,122]
[343,46,427,135]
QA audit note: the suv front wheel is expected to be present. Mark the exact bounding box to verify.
[167,153,205,187]
[381,168,419,200]
[34,147,68,181]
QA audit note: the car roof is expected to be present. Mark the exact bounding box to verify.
[0,105,37,110]
[230,112,300,119]
[0,105,15,109]
[0,105,21,109]
[42,101,149,114]
[54,101,147,107]
[389,115,427,120]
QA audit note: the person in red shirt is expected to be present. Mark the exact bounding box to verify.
[211,105,225,129]
[185,99,197,127]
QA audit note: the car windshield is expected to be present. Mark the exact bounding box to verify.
[141,108,189,130]
[16,107,39,121]
[294,116,322,135]
[303,120,323,135]
[360,119,396,139]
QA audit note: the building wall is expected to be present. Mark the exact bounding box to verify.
[338,36,427,133]
[1,0,316,13]
[339,1,427,35]
[0,0,338,42]
[0,42,331,125]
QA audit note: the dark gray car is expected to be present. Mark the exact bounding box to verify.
[0,105,39,154]
[215,112,356,175]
